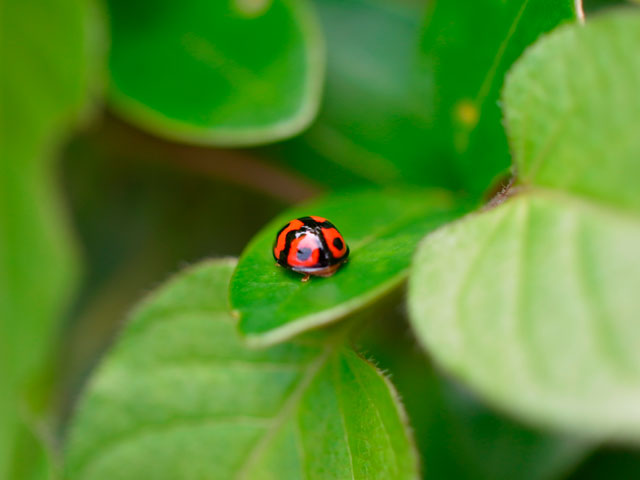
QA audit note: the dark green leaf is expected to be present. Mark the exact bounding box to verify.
[107,0,324,146]
[420,0,577,195]
[65,259,419,480]
[287,0,451,188]
[231,190,464,346]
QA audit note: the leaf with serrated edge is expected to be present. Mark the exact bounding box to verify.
[65,259,419,479]
[230,190,464,347]
[106,0,324,146]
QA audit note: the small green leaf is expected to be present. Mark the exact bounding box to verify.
[230,190,464,346]
[505,10,640,211]
[65,259,419,480]
[410,192,640,439]
[106,0,324,146]
[420,0,577,195]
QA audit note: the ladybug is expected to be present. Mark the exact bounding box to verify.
[273,216,349,282]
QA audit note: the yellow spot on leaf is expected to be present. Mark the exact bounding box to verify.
[234,0,273,18]
[454,99,479,128]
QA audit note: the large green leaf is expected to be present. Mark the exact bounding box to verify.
[65,259,419,480]
[230,190,464,346]
[408,10,640,440]
[420,0,577,195]
[0,0,96,475]
[410,193,640,439]
[107,0,324,146]
[505,9,640,211]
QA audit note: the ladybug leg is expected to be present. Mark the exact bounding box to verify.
[301,274,311,283]
[275,262,281,267]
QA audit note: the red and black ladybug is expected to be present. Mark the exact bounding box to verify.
[273,216,349,282]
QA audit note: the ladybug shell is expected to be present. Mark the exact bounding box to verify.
[273,216,349,274]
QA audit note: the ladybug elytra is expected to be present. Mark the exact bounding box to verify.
[273,216,349,282]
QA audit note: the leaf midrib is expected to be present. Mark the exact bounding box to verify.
[235,343,336,479]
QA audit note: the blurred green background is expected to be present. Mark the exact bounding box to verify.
[2,0,639,478]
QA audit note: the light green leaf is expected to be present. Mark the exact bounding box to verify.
[106,0,324,146]
[230,190,464,346]
[0,0,97,476]
[420,0,577,195]
[0,0,92,390]
[65,259,419,480]
[410,192,640,440]
[408,9,640,441]
[505,10,640,211]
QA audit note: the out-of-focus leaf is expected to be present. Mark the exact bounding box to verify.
[65,259,419,480]
[57,120,288,415]
[358,314,588,480]
[408,10,640,442]
[106,0,324,146]
[276,0,462,191]
[505,10,640,211]
[0,0,97,475]
[410,193,640,440]
[8,417,51,480]
[420,0,577,195]
[287,0,453,188]
[567,447,640,480]
[230,190,464,346]
[582,0,630,14]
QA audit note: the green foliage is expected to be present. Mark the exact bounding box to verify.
[0,0,97,476]
[0,0,92,393]
[4,0,639,476]
[409,10,640,441]
[230,190,464,346]
[106,0,324,145]
[65,259,418,480]
[420,0,577,194]
[505,11,640,210]
[357,315,589,480]
[293,0,438,187]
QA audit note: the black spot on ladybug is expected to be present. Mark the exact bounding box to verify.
[333,237,344,251]
[297,248,312,261]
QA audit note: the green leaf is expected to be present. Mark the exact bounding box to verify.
[284,0,450,188]
[420,0,577,195]
[0,0,97,476]
[230,190,464,346]
[409,192,640,439]
[358,314,590,480]
[504,10,640,211]
[408,9,640,441]
[106,0,324,146]
[65,259,419,480]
